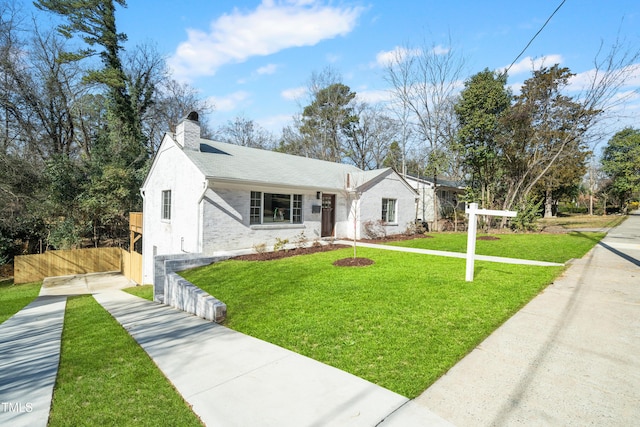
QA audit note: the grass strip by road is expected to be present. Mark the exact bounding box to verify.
[386,231,604,263]
[48,295,203,427]
[181,246,564,398]
[0,281,41,324]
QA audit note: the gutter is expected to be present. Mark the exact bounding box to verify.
[198,179,210,202]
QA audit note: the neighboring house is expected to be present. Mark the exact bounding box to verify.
[141,113,418,284]
[405,175,465,227]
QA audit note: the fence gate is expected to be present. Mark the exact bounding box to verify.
[124,212,143,284]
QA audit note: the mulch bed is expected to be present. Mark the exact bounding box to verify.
[333,257,375,267]
[231,233,432,262]
[232,244,349,261]
[477,236,500,241]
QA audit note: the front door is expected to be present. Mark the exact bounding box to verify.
[321,194,335,237]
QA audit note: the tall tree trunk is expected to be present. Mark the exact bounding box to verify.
[432,175,438,232]
[544,187,554,218]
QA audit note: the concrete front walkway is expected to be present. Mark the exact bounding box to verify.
[412,213,640,425]
[94,290,452,426]
[0,295,66,427]
[39,271,135,296]
[0,272,134,427]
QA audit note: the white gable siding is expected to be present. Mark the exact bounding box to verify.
[404,177,436,223]
[357,174,417,239]
[142,137,206,284]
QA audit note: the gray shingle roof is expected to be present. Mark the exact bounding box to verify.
[183,139,363,190]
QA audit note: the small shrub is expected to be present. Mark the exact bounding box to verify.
[273,237,289,252]
[405,221,427,236]
[363,219,387,239]
[312,239,323,248]
[293,231,308,248]
[252,242,267,254]
[511,197,542,232]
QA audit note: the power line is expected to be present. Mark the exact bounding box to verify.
[503,0,567,76]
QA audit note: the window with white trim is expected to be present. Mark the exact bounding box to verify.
[382,198,396,223]
[250,192,303,224]
[161,190,171,220]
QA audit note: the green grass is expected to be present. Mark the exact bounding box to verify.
[539,213,626,229]
[0,281,41,324]
[49,295,203,427]
[123,284,154,301]
[386,231,604,263]
[181,247,565,398]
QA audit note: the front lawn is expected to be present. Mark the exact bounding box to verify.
[0,281,41,324]
[386,231,604,263]
[539,213,626,230]
[181,247,565,398]
[49,295,203,426]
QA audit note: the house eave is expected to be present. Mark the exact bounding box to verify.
[207,176,344,193]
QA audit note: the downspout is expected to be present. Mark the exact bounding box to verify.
[139,189,146,282]
[197,180,209,253]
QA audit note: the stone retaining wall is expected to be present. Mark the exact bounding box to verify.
[154,253,229,323]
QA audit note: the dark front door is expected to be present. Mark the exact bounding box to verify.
[321,194,335,237]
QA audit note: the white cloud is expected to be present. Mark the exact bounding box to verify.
[372,45,449,68]
[208,91,252,112]
[281,86,306,101]
[355,89,391,104]
[258,113,295,133]
[256,63,278,75]
[326,53,341,63]
[568,63,640,92]
[499,54,564,76]
[373,46,420,68]
[169,1,364,78]
[431,44,450,55]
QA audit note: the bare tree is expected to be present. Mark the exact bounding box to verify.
[144,78,214,154]
[342,102,399,170]
[384,37,466,229]
[216,114,275,149]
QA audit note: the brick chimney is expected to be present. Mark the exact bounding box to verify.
[175,111,201,151]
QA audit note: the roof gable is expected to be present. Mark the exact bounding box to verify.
[352,168,418,195]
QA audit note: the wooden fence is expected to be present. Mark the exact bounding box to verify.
[14,247,141,285]
[121,248,143,285]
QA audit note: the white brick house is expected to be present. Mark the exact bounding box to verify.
[141,113,418,284]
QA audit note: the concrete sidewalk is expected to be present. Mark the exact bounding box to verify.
[94,290,452,426]
[40,271,134,296]
[412,213,640,425]
[0,295,66,427]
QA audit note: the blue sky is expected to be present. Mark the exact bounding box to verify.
[34,1,640,142]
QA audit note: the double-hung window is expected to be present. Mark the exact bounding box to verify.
[382,198,396,223]
[250,192,303,224]
[161,190,171,221]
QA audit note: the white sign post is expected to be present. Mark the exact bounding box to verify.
[465,203,517,281]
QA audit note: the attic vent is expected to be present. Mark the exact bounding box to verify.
[186,111,199,122]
